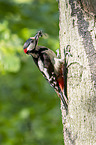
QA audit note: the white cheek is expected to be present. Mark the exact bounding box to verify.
[38,58,50,80]
[27,43,35,50]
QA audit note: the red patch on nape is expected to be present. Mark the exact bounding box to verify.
[24,48,27,53]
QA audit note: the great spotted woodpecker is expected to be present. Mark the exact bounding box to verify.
[23,31,69,112]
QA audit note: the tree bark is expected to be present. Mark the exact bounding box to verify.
[59,0,96,145]
[77,0,96,15]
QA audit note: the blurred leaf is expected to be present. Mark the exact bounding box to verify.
[1,54,20,72]
[0,0,63,145]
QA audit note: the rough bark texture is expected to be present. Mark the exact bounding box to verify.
[77,0,96,15]
[59,0,96,145]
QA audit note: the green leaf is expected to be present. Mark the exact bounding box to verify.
[1,54,20,72]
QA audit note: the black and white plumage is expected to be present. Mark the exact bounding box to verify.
[23,31,68,111]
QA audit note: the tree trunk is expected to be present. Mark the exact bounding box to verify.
[59,0,96,145]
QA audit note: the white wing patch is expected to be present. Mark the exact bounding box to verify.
[38,58,50,80]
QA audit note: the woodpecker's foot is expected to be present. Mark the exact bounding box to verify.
[63,45,72,66]
[64,45,72,57]
[67,61,83,68]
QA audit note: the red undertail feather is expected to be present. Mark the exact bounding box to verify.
[57,76,64,92]
[57,64,64,92]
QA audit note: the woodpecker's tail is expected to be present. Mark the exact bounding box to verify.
[57,91,68,114]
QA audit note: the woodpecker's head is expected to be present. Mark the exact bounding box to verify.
[23,37,36,54]
[23,31,43,54]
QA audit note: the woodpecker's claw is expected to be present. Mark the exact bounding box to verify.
[64,45,72,57]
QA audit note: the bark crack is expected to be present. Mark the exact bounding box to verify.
[69,0,96,88]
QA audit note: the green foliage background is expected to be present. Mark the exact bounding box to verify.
[0,0,63,145]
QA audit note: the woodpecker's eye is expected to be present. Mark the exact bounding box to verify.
[31,40,34,43]
[23,38,34,49]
